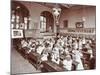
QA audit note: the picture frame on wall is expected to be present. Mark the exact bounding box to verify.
[75,22,84,28]
[12,29,24,38]
[10,0,96,75]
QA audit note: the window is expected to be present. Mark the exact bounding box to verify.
[40,11,54,32]
[40,16,46,32]
[11,2,30,30]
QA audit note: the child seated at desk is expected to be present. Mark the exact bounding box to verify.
[51,44,60,64]
[72,48,84,70]
[21,39,29,54]
[21,39,28,48]
[27,39,36,53]
[36,44,44,55]
[41,44,50,61]
[62,55,73,71]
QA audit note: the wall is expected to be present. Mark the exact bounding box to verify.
[17,1,96,38]
[20,1,52,30]
[59,6,96,28]
[19,1,55,38]
[18,2,96,29]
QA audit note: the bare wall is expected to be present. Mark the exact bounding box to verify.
[59,6,96,28]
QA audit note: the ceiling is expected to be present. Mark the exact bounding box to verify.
[36,2,94,10]
[36,2,76,9]
[12,1,95,10]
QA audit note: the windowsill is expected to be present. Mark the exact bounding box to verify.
[40,31,47,33]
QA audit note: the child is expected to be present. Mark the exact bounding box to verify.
[51,44,60,64]
[72,48,84,70]
[36,44,44,55]
[41,46,49,61]
[62,55,73,71]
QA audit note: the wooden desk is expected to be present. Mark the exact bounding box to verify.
[42,61,65,72]
[28,51,66,71]
[29,51,40,61]
[28,51,41,69]
[17,48,28,59]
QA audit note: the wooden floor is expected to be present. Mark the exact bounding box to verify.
[11,47,41,74]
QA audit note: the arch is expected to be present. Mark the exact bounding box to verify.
[40,11,54,32]
[11,1,30,29]
[11,1,30,17]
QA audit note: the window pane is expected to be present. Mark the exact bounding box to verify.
[41,22,44,28]
[44,17,46,22]
[43,23,46,29]
[40,16,46,32]
[40,16,44,21]
[40,22,42,28]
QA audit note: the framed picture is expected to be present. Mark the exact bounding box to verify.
[75,22,84,28]
[11,1,96,75]
[12,29,24,38]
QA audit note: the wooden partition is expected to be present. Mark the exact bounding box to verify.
[59,28,95,39]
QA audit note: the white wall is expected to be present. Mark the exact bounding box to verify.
[59,6,96,28]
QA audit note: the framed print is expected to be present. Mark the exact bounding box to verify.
[12,29,24,38]
[11,0,96,75]
[75,22,84,28]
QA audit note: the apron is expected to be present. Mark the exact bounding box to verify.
[73,50,84,70]
[63,59,73,70]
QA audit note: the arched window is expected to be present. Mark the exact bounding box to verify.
[40,11,54,32]
[40,16,46,32]
[11,1,30,30]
